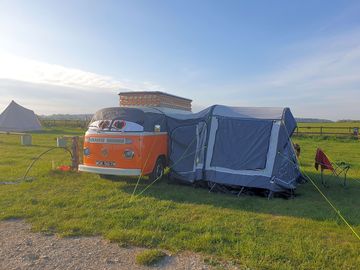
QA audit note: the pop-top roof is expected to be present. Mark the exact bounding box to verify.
[118,91,192,102]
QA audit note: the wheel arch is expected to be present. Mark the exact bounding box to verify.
[157,154,167,166]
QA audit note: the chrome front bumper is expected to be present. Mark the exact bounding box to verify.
[78,165,141,176]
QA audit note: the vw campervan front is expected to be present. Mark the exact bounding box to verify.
[78,107,168,181]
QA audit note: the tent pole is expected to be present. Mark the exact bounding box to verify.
[237,186,245,197]
[209,182,216,192]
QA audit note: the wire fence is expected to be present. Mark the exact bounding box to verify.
[294,126,359,138]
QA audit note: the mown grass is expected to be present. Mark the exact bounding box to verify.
[0,127,359,269]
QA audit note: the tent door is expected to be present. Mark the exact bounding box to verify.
[169,122,207,179]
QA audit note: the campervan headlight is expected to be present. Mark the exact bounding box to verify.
[123,149,134,159]
[83,147,90,156]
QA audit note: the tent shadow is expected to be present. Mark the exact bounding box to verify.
[118,171,360,225]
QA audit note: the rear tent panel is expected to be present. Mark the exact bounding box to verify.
[271,125,301,190]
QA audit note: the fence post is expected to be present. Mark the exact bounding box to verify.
[320,127,323,136]
[71,136,79,170]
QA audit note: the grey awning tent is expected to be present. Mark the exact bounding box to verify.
[0,101,42,132]
[165,105,301,193]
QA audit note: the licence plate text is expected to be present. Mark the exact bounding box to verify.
[96,161,116,167]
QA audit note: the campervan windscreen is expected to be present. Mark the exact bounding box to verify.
[88,119,144,132]
[90,107,167,132]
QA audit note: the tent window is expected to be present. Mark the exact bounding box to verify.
[211,119,273,170]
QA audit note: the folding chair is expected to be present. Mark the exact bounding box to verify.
[314,148,350,187]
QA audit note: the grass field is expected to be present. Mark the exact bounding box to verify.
[0,127,359,269]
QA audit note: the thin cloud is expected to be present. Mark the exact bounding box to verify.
[0,51,165,114]
[0,79,118,114]
[0,51,162,92]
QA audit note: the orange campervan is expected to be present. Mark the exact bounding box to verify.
[78,107,168,180]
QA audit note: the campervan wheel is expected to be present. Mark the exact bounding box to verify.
[149,158,164,182]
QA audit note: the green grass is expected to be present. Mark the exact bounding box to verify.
[0,127,360,269]
[135,249,166,266]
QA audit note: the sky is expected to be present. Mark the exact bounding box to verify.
[0,0,360,120]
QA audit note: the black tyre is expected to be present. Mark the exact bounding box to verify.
[149,158,164,182]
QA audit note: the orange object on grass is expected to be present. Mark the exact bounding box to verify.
[57,165,71,171]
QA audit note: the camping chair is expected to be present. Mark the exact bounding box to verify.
[314,148,350,187]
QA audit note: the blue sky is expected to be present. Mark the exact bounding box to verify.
[0,0,360,119]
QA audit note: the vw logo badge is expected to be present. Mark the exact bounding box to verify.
[101,147,109,157]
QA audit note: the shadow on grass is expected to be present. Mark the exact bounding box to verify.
[112,171,360,225]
